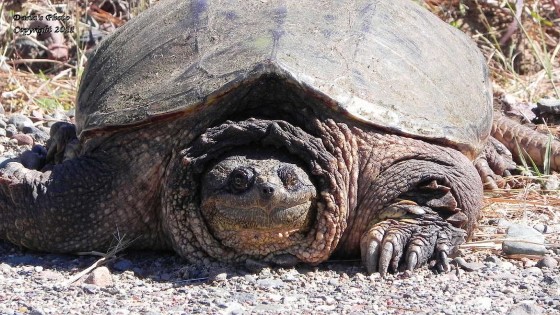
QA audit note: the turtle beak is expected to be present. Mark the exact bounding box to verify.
[254,176,284,213]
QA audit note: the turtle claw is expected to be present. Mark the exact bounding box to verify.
[360,223,385,274]
[406,251,419,271]
[436,245,451,273]
[378,241,394,277]
[475,137,517,190]
[360,209,466,276]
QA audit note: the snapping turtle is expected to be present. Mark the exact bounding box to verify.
[0,0,539,275]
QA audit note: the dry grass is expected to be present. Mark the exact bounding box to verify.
[424,0,560,101]
[0,0,157,116]
[462,185,560,261]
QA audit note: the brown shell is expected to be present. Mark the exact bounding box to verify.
[76,0,492,157]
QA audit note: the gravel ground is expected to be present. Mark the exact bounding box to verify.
[0,112,559,315]
[0,240,558,315]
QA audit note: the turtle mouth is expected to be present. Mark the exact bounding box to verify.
[202,201,315,231]
[200,200,316,253]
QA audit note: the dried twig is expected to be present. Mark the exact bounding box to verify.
[63,228,137,286]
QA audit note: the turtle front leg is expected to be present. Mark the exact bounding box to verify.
[356,151,483,276]
[0,157,120,252]
[0,131,165,253]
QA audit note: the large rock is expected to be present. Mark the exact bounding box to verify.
[7,114,34,132]
[507,301,544,315]
[502,224,547,256]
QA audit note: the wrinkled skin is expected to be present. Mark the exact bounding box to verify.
[0,112,484,276]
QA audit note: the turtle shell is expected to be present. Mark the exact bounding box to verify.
[76,0,492,158]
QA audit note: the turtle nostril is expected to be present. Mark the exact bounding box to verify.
[261,184,275,198]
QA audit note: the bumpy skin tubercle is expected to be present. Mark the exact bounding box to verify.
[0,123,177,253]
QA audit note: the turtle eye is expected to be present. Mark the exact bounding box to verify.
[278,165,299,189]
[229,167,254,192]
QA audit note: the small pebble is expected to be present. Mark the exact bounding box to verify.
[82,284,99,294]
[256,278,285,289]
[502,286,517,294]
[523,267,543,277]
[29,308,46,315]
[31,110,43,120]
[500,261,516,271]
[322,295,336,305]
[497,218,512,228]
[84,266,113,287]
[536,98,560,114]
[470,297,493,310]
[533,224,546,234]
[0,263,12,274]
[212,272,228,282]
[484,255,503,266]
[281,273,297,282]
[223,302,244,315]
[453,257,486,272]
[1,91,18,99]
[536,257,558,269]
[244,274,257,283]
[328,278,339,286]
[5,125,17,137]
[523,258,537,268]
[11,133,34,146]
[22,126,49,142]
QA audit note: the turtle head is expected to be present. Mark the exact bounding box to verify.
[200,149,317,255]
[163,119,341,264]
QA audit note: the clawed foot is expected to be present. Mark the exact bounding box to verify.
[45,121,80,165]
[1,122,79,172]
[474,137,517,189]
[360,203,466,277]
